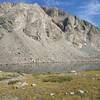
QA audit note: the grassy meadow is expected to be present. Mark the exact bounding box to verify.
[0,70,100,100]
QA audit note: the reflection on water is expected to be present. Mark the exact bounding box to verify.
[0,62,100,73]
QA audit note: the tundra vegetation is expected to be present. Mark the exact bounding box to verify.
[0,70,100,100]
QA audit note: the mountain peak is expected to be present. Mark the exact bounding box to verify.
[0,3,100,65]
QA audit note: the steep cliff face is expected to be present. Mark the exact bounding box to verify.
[43,7,100,50]
[0,3,99,64]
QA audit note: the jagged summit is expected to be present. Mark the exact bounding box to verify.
[0,3,100,65]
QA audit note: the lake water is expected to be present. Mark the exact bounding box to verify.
[0,62,100,73]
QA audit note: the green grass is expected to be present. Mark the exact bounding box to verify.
[0,70,100,100]
[42,75,73,82]
[8,80,20,85]
[0,72,19,81]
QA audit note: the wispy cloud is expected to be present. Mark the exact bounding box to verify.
[78,0,100,26]
[43,0,73,7]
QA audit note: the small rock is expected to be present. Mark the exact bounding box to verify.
[70,92,74,95]
[15,81,28,89]
[50,93,55,96]
[78,43,83,48]
[65,92,68,95]
[70,70,77,73]
[31,83,36,87]
[21,82,28,87]
[78,90,84,94]
[93,87,96,89]
[84,43,87,46]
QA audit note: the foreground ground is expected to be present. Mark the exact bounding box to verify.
[0,70,100,100]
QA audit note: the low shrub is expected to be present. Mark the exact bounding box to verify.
[8,80,20,85]
[43,75,73,83]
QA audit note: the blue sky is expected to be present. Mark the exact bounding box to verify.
[0,0,100,27]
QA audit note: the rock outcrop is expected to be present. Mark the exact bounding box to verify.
[0,3,100,64]
[43,7,100,49]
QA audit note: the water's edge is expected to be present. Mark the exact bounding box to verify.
[0,62,100,73]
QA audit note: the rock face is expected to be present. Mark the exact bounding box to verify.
[43,7,100,49]
[0,3,100,64]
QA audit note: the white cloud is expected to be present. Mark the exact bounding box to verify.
[78,0,100,25]
[43,0,73,7]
